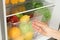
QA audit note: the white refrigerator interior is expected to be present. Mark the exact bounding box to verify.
[0,0,60,40]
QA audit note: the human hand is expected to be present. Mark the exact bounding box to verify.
[32,20,52,36]
[32,20,60,40]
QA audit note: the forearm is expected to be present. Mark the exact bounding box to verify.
[49,28,60,40]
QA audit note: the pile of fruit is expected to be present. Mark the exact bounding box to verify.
[7,12,34,23]
[7,14,34,40]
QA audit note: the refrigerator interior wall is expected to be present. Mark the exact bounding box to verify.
[45,0,55,3]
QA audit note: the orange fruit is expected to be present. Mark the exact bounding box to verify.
[5,0,9,5]
[19,0,25,3]
[8,27,21,39]
[11,0,18,4]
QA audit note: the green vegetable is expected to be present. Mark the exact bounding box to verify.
[25,0,43,10]
[37,8,51,22]
[19,22,33,35]
[25,2,33,10]
[33,2,43,8]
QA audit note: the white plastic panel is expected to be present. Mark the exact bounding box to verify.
[49,0,60,30]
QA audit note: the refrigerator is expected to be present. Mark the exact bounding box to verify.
[0,0,60,40]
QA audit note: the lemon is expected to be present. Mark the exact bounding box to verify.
[8,27,21,39]
[24,32,33,40]
[20,15,30,22]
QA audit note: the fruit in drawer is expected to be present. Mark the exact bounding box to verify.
[11,0,18,4]
[13,36,24,40]
[19,22,34,40]
[7,17,11,22]
[8,27,21,39]
[23,12,34,18]
[24,32,33,40]
[29,13,34,18]
[8,15,19,23]
[5,0,9,5]
[20,15,30,22]
[19,0,25,3]
[20,22,30,34]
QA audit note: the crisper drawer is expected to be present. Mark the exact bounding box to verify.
[7,6,54,40]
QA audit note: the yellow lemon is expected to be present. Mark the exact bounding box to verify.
[20,15,30,22]
[8,27,21,39]
[25,32,33,40]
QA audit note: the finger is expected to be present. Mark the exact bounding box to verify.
[32,23,44,33]
[34,19,47,26]
[32,21,44,31]
[32,23,40,30]
[33,20,48,29]
[33,24,42,32]
[33,24,46,35]
[32,22,43,30]
[33,21,42,28]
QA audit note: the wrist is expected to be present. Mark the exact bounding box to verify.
[47,28,60,40]
[45,27,53,36]
[43,27,53,37]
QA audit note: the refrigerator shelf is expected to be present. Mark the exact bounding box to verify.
[6,4,54,17]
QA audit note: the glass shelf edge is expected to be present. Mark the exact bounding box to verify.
[6,4,55,17]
